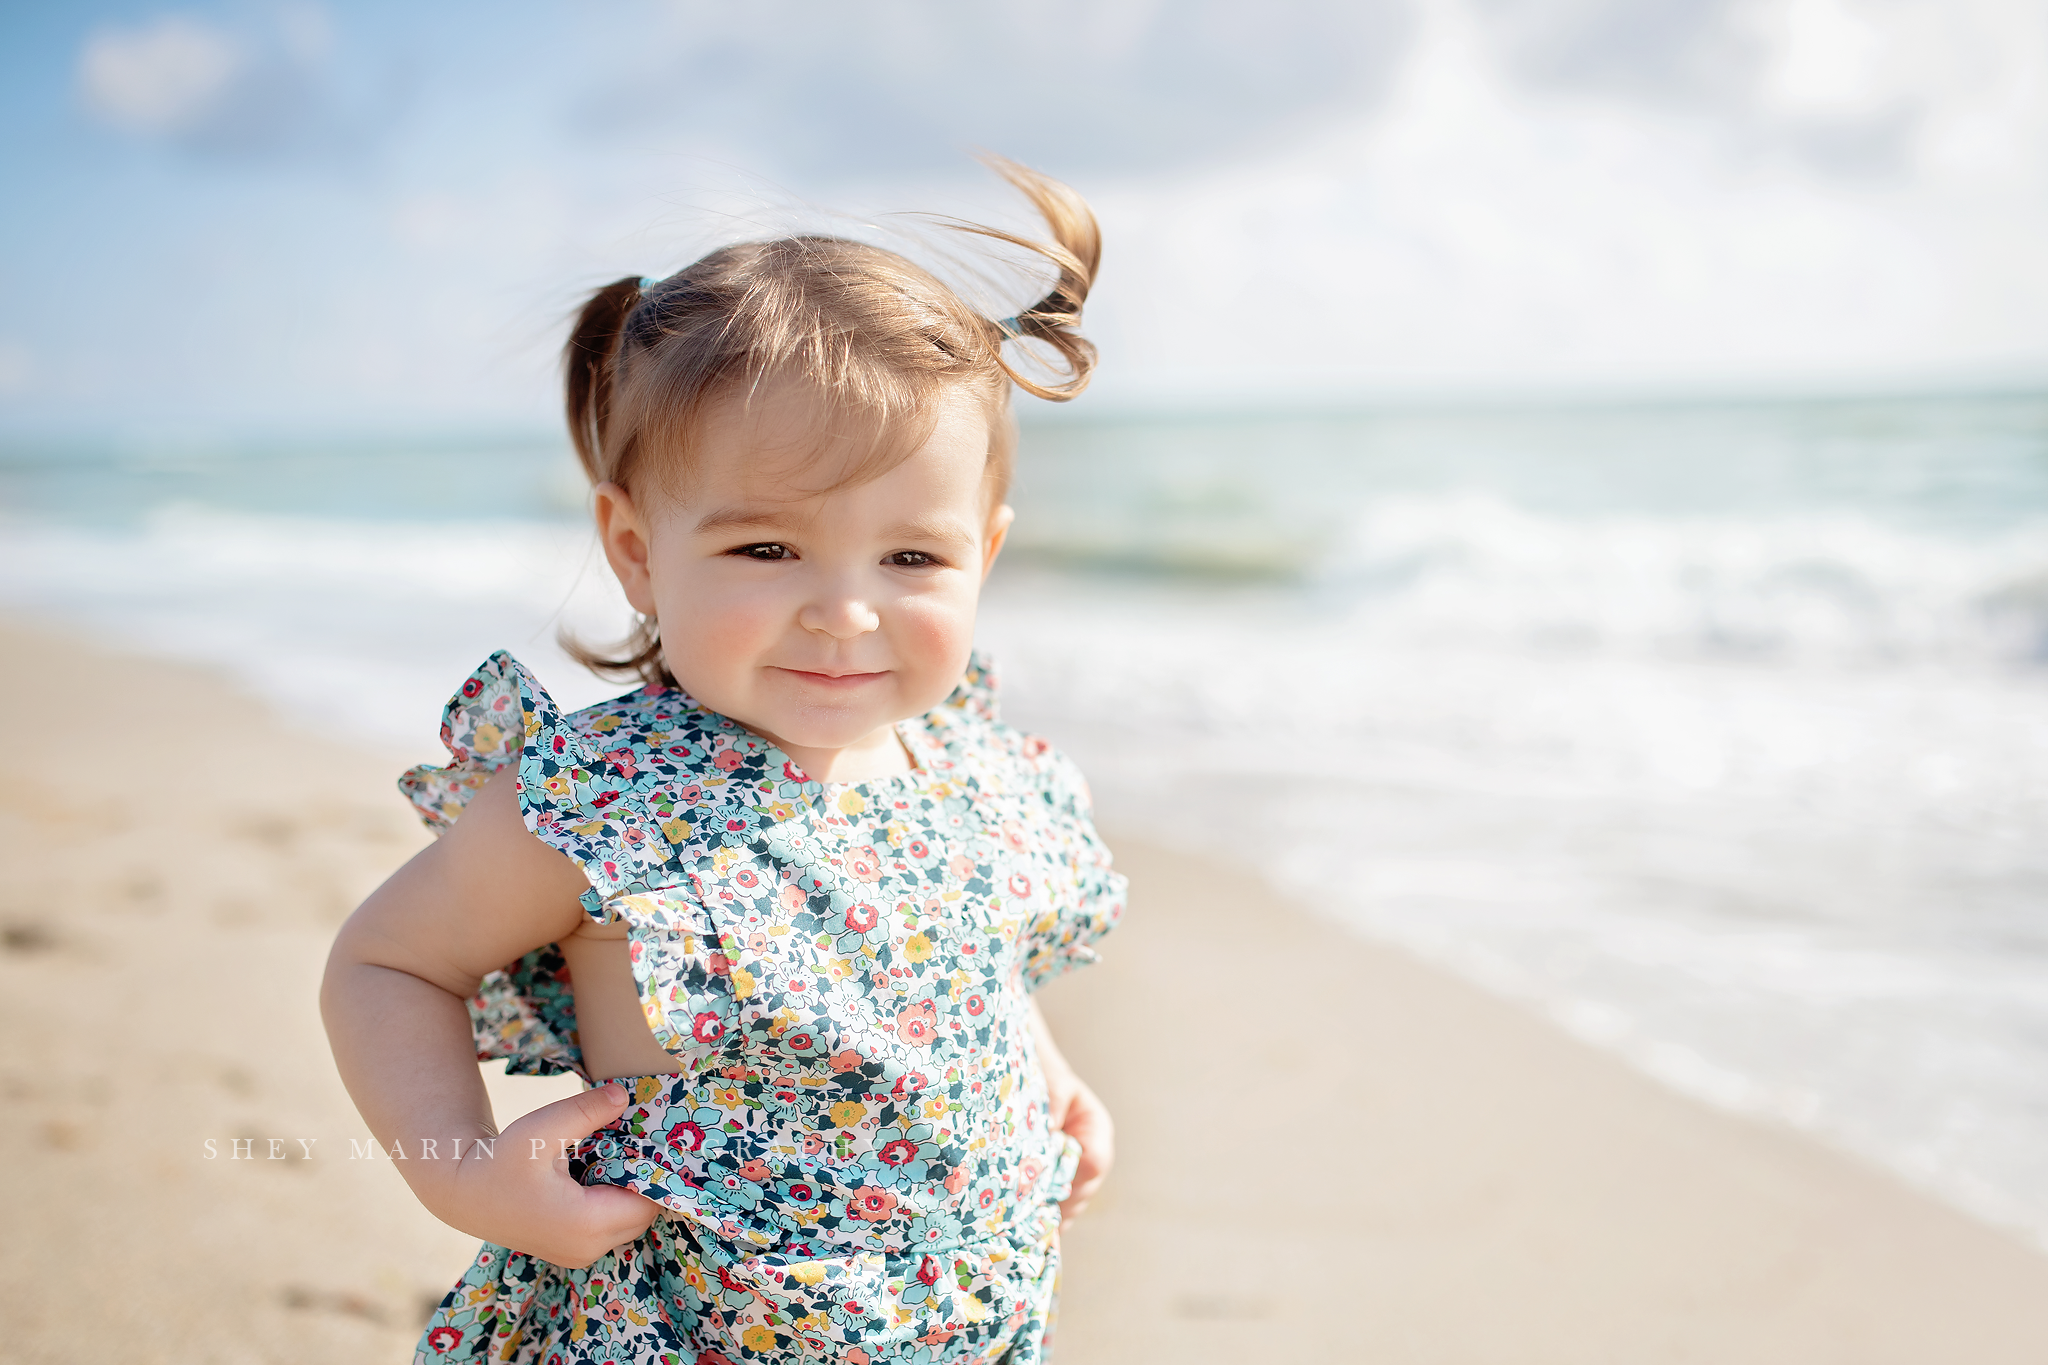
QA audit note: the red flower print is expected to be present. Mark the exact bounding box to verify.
[943,1165,969,1194]
[460,677,483,699]
[786,1031,815,1052]
[733,868,759,890]
[878,1138,918,1167]
[828,1050,865,1074]
[713,748,743,772]
[892,1071,928,1099]
[736,1157,773,1182]
[691,1012,726,1043]
[848,1186,899,1221]
[697,1353,736,1365]
[1007,873,1032,898]
[895,1000,939,1047]
[591,789,622,810]
[779,884,807,911]
[551,734,567,755]
[426,1325,463,1352]
[669,1122,706,1152]
[786,1181,817,1202]
[964,994,987,1017]
[917,1254,942,1286]
[977,1187,997,1210]
[782,759,808,782]
[604,748,638,777]
[725,818,747,833]
[679,783,703,804]
[906,838,931,860]
[706,952,733,976]
[845,902,880,934]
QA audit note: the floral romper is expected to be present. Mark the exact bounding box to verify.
[399,652,1124,1365]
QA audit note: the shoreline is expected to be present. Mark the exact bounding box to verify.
[4,615,2047,1361]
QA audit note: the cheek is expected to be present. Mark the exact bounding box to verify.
[892,582,977,675]
[650,570,784,682]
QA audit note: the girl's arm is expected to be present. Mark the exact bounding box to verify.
[1028,997,1114,1220]
[320,769,658,1267]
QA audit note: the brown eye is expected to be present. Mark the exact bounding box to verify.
[886,551,937,567]
[735,543,794,561]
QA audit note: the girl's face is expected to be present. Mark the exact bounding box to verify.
[593,380,1012,779]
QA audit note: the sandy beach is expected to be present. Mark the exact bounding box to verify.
[5,616,2048,1363]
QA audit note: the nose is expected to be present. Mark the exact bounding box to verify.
[797,575,880,641]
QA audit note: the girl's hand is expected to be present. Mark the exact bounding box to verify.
[1047,1068,1115,1221]
[431,1082,661,1268]
[1028,998,1115,1221]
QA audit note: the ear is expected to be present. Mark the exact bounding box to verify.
[592,482,657,615]
[980,503,1015,582]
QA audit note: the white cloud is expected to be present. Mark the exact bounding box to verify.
[77,16,243,136]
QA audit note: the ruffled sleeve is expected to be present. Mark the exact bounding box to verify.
[1020,750,1126,992]
[398,652,587,1078]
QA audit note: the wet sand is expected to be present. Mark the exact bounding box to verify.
[4,618,2047,1362]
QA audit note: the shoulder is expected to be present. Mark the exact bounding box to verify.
[917,663,1092,816]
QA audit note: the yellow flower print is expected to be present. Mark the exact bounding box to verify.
[712,847,739,874]
[788,1263,829,1287]
[660,818,692,844]
[768,1007,800,1038]
[543,775,573,798]
[901,932,935,964]
[836,789,867,816]
[682,1265,707,1292]
[961,1295,991,1323]
[742,1325,777,1351]
[829,1099,866,1128]
[711,1086,745,1109]
[591,715,623,732]
[731,967,757,1000]
[472,722,504,755]
[921,1096,949,1119]
[825,957,857,982]
[766,801,797,822]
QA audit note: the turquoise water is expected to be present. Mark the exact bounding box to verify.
[4,391,2047,1243]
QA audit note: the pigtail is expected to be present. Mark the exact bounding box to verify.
[564,276,644,484]
[947,156,1101,401]
[561,275,676,690]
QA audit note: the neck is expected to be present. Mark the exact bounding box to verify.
[771,723,913,785]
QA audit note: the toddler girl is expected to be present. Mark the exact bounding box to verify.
[321,159,1124,1365]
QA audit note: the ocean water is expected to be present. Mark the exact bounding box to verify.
[4,393,2047,1244]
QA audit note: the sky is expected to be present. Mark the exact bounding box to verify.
[2,0,2047,439]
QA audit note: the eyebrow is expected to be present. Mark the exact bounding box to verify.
[693,506,806,535]
[694,506,976,548]
[881,517,977,549]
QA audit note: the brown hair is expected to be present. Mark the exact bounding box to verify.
[562,156,1101,687]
